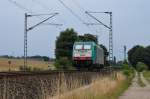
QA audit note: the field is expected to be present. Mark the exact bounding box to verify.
[0,58,55,71]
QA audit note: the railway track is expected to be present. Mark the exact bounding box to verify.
[0,67,114,99]
[0,67,113,77]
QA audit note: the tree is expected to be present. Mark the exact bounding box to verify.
[42,56,50,61]
[144,46,150,69]
[136,62,148,72]
[128,45,150,69]
[55,28,78,60]
[132,46,145,63]
[128,45,144,67]
[54,57,74,70]
[78,34,98,44]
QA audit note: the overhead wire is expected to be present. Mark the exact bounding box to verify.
[30,0,96,33]
[57,0,85,23]
[7,0,33,13]
[31,0,64,30]
[8,0,61,30]
[71,0,85,12]
[31,0,86,30]
[8,0,101,35]
[31,0,53,13]
[58,0,98,35]
[71,0,103,37]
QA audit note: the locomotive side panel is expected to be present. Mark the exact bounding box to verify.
[95,47,104,65]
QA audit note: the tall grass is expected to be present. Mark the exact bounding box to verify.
[50,72,129,99]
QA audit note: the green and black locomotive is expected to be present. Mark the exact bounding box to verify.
[73,42,105,69]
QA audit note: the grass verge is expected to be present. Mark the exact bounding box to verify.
[143,71,150,83]
[138,72,146,87]
[95,74,132,99]
[53,72,133,99]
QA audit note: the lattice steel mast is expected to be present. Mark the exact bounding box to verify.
[24,13,61,70]
[85,11,113,62]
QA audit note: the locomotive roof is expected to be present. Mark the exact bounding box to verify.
[74,41,96,45]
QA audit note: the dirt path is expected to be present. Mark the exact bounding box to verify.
[119,72,150,99]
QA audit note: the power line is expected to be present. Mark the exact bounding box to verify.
[59,0,98,32]
[31,0,53,12]
[7,0,33,13]
[72,1,102,30]
[57,0,85,23]
[70,0,103,36]
[8,0,61,28]
[31,0,97,33]
[71,0,85,12]
[31,0,63,28]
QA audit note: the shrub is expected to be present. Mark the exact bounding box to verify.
[32,67,42,71]
[123,70,130,77]
[19,66,32,71]
[54,57,74,70]
[122,64,130,70]
[136,62,148,72]
[122,64,134,77]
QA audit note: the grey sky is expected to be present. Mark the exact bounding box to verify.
[0,0,150,60]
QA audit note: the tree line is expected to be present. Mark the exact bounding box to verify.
[128,45,150,69]
[0,55,52,62]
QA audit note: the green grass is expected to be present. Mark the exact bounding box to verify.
[138,72,146,87]
[143,71,150,82]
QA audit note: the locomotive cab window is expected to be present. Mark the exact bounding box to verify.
[75,45,83,50]
[84,45,91,50]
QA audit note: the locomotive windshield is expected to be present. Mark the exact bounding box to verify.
[75,44,91,50]
[84,45,91,50]
[75,45,83,50]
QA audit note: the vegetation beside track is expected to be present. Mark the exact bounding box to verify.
[138,72,146,87]
[53,63,134,99]
[53,72,133,99]
[143,71,150,83]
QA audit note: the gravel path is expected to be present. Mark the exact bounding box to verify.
[119,72,150,99]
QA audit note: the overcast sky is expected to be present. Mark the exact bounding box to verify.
[0,0,150,60]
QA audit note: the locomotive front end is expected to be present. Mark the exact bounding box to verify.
[73,43,92,61]
[73,42,94,69]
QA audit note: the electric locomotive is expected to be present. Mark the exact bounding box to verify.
[73,42,104,69]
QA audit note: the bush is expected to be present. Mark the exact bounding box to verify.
[123,70,131,77]
[32,67,43,71]
[122,64,134,77]
[19,66,32,71]
[122,64,130,70]
[54,57,74,70]
[136,62,148,72]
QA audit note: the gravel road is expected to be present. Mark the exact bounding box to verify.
[119,72,150,99]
